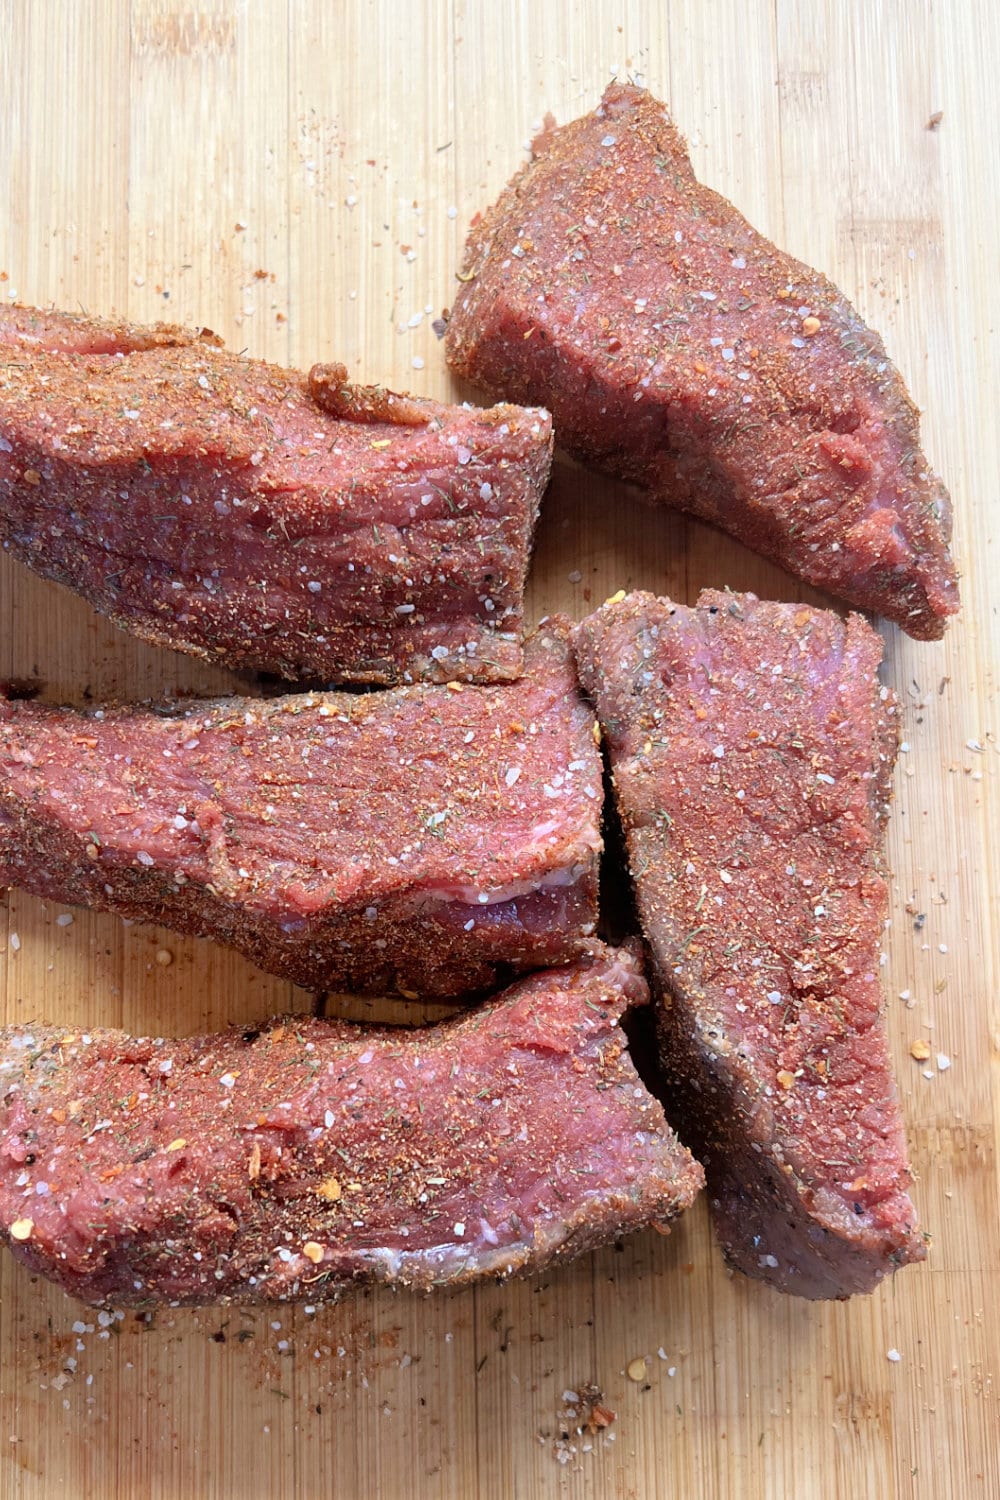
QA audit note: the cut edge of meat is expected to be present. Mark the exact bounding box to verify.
[653,1000,925,1299]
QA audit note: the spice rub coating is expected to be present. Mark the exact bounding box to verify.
[447,84,958,641]
[0,304,553,683]
[0,624,601,998]
[574,590,925,1298]
[0,945,702,1308]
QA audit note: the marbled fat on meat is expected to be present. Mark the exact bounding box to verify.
[0,623,601,998]
[0,945,703,1308]
[0,304,552,683]
[574,589,925,1298]
[447,84,958,640]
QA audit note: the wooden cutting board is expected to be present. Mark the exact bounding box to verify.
[0,3,996,1495]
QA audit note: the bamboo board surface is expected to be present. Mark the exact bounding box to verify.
[0,3,997,1496]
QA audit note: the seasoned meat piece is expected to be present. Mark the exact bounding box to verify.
[446,84,958,641]
[0,623,601,998]
[0,304,552,683]
[574,590,925,1298]
[0,945,703,1308]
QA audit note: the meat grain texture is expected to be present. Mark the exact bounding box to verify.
[0,624,601,998]
[574,589,925,1298]
[447,84,958,640]
[0,304,552,684]
[0,945,703,1308]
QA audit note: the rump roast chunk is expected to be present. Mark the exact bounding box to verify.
[574,589,925,1298]
[0,623,601,998]
[446,84,958,641]
[0,945,702,1307]
[0,304,552,683]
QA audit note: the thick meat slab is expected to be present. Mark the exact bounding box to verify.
[0,945,702,1308]
[446,84,958,641]
[0,304,553,683]
[574,590,925,1298]
[0,624,601,998]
